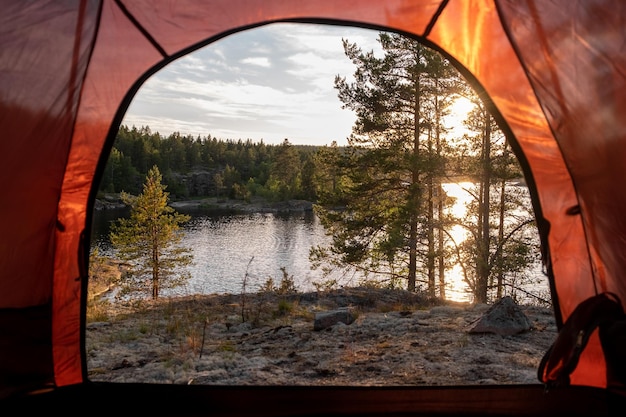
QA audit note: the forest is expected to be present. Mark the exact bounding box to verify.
[99,125,321,202]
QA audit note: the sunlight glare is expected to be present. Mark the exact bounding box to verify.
[445,96,474,137]
[442,182,473,244]
[441,182,475,303]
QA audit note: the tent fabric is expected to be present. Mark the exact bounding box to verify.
[1,0,625,407]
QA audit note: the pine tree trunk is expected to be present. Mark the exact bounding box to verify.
[435,90,445,300]
[407,72,422,293]
[408,220,418,292]
[438,183,446,300]
[476,112,492,304]
[152,226,159,300]
[427,129,436,297]
[497,172,507,299]
[428,176,435,296]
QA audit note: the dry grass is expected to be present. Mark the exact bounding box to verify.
[86,287,557,386]
[87,287,454,363]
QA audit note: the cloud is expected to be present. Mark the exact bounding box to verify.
[123,23,385,145]
[240,56,272,68]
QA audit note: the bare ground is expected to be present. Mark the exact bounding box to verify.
[86,287,557,387]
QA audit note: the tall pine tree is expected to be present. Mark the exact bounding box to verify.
[110,165,193,300]
[313,33,458,293]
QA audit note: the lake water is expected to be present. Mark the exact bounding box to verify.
[175,210,334,295]
[91,191,549,304]
[92,208,349,297]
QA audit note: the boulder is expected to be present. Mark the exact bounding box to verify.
[314,308,355,331]
[469,296,532,335]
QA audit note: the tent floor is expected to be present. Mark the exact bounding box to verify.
[3,383,626,416]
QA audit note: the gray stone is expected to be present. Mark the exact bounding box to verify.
[469,296,532,335]
[313,308,355,331]
[86,321,111,330]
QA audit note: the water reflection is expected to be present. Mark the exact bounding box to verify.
[181,211,331,295]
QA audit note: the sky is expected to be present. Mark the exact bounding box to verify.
[121,23,385,147]
[122,23,474,147]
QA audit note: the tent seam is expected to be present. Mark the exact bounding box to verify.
[422,0,449,37]
[114,0,168,58]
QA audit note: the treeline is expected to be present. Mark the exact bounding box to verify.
[100,125,320,202]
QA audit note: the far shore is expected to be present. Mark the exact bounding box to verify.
[95,194,314,214]
[170,197,314,214]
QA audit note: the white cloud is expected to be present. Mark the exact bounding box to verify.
[240,56,272,68]
[122,23,385,145]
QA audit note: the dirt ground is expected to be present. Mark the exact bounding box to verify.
[86,287,557,386]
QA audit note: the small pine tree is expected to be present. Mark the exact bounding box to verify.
[110,165,193,299]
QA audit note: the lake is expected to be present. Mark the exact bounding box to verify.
[91,190,549,304]
[92,208,351,297]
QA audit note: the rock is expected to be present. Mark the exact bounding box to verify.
[94,198,127,211]
[87,321,111,330]
[468,296,532,335]
[265,200,314,213]
[313,307,355,331]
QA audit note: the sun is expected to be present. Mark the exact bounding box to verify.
[445,96,475,136]
[450,96,474,117]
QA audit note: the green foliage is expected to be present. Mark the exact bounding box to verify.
[101,33,542,305]
[260,267,298,295]
[268,139,302,200]
[311,32,540,303]
[314,32,461,294]
[312,278,339,293]
[110,166,193,300]
[276,299,294,316]
[313,142,352,206]
[100,147,140,194]
[358,276,404,290]
[102,126,321,202]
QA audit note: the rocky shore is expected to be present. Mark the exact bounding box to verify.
[86,287,557,386]
[94,194,314,213]
[170,197,314,213]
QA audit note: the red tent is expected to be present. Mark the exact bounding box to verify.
[1,1,625,415]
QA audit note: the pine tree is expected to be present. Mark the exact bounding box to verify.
[312,33,458,292]
[268,139,302,200]
[110,165,193,300]
[452,97,537,303]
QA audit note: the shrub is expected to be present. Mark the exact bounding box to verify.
[276,299,293,316]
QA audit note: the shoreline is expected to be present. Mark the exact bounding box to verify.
[170,197,314,214]
[95,194,314,214]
